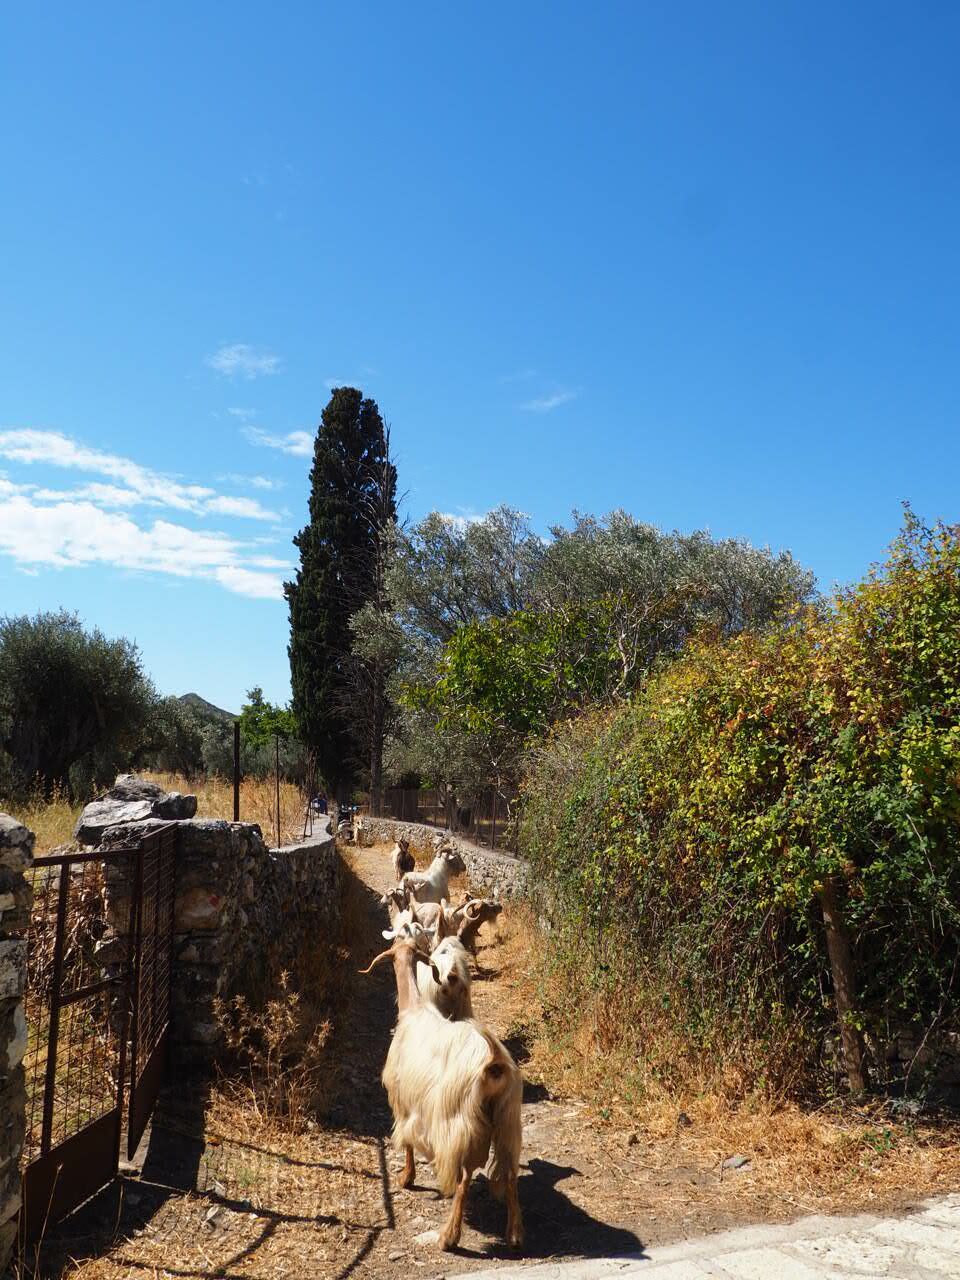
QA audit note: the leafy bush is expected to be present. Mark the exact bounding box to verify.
[0,610,155,796]
[520,511,960,1098]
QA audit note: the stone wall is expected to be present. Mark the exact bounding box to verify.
[355,816,529,899]
[99,816,338,1068]
[0,816,33,1272]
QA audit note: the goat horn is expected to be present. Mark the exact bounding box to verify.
[358,947,395,975]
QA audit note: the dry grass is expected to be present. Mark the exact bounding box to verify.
[15,786,84,854]
[490,905,960,1220]
[8,771,310,855]
[145,771,308,847]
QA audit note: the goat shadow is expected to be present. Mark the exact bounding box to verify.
[455,1157,646,1263]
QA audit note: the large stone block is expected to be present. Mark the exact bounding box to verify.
[0,1006,27,1073]
[76,774,198,843]
[0,943,26,1001]
[0,816,34,872]
[175,886,222,930]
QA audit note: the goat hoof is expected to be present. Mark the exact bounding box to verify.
[438,1230,460,1252]
[507,1229,524,1250]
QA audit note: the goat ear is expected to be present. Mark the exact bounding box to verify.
[382,929,396,940]
[436,900,450,941]
[409,898,422,926]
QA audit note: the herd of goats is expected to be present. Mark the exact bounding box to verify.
[348,828,524,1253]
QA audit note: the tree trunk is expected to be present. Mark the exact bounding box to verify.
[368,670,385,818]
[819,876,869,1095]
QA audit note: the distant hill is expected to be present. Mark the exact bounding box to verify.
[178,692,236,722]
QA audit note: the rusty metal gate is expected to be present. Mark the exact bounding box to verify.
[21,823,177,1243]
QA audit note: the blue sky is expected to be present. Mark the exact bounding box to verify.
[2,3,959,710]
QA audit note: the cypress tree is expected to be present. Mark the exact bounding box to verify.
[285,387,396,792]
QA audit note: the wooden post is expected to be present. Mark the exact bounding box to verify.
[275,734,281,849]
[820,876,869,1095]
[233,721,241,822]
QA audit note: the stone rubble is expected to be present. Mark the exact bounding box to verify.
[0,813,32,1273]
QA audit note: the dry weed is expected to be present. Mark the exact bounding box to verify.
[145,770,307,845]
[16,785,84,854]
[494,903,960,1216]
[214,972,333,1132]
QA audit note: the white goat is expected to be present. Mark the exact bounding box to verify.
[390,838,415,881]
[362,937,523,1251]
[415,907,472,1019]
[401,847,466,905]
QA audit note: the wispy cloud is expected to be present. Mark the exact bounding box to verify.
[244,427,313,457]
[0,429,294,598]
[206,344,282,379]
[436,510,486,531]
[0,429,279,520]
[206,495,280,521]
[520,389,577,413]
[221,472,284,492]
[0,496,290,599]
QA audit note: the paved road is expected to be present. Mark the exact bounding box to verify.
[462,1194,960,1279]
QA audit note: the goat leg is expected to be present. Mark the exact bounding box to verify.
[399,1145,416,1189]
[504,1167,523,1249]
[439,1167,471,1251]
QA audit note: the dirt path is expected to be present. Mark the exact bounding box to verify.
[34,843,960,1280]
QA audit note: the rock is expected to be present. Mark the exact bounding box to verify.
[0,942,26,1001]
[76,799,156,844]
[75,775,197,843]
[107,775,166,803]
[677,1111,693,1129]
[0,817,34,871]
[1,1007,26,1072]
[204,1204,228,1229]
[722,1154,752,1171]
[155,792,198,820]
[414,1230,440,1247]
[388,1250,406,1261]
[175,886,222,931]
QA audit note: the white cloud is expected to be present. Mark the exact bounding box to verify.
[436,511,486,531]
[205,344,282,379]
[0,428,286,525]
[0,429,214,513]
[206,495,280,521]
[214,566,284,600]
[520,389,577,413]
[0,495,291,600]
[219,472,284,493]
[244,426,313,457]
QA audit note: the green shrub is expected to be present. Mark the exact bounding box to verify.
[520,510,960,1098]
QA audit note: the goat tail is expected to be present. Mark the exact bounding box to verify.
[485,1055,523,1201]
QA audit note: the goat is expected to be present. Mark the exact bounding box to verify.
[390,837,416,881]
[382,894,450,936]
[414,905,473,1020]
[456,895,504,955]
[401,847,466,905]
[380,886,408,924]
[361,936,523,1251]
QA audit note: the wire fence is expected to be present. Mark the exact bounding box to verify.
[378,786,517,851]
